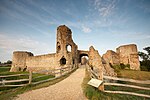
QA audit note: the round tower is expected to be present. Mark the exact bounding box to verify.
[10,51,33,72]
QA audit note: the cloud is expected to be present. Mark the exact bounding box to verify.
[0,1,53,36]
[113,32,150,40]
[82,25,92,33]
[93,0,117,17]
[128,33,150,40]
[138,1,150,13]
[0,34,50,51]
[0,34,50,62]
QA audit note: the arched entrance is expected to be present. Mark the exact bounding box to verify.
[79,54,89,65]
[60,57,66,65]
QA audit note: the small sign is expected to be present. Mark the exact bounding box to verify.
[88,78,103,88]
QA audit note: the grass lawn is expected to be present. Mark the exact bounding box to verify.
[117,69,150,80]
[82,69,150,100]
[0,66,11,73]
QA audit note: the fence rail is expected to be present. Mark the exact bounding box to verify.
[0,74,29,78]
[31,66,76,85]
[90,69,99,79]
[0,79,29,84]
[104,90,150,98]
[0,65,77,88]
[87,66,150,98]
[104,75,150,84]
[104,83,150,90]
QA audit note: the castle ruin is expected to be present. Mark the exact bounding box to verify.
[10,25,140,76]
[103,44,140,71]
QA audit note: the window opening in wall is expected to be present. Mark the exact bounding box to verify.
[66,45,71,52]
[60,57,66,65]
[57,42,61,53]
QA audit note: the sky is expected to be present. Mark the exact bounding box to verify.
[0,0,150,62]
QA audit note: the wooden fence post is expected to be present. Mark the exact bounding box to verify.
[2,79,5,86]
[60,69,62,76]
[29,71,32,84]
[98,70,104,91]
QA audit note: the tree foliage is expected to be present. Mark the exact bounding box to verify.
[138,46,150,71]
[144,47,150,56]
[6,60,12,64]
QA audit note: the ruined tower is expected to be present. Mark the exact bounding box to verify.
[116,44,140,70]
[10,51,33,72]
[56,25,78,66]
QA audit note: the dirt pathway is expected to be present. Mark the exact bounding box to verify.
[15,66,86,100]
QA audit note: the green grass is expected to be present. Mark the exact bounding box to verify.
[0,71,55,91]
[117,69,150,80]
[82,69,150,100]
[0,66,11,73]
[0,67,77,100]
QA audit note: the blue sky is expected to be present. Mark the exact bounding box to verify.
[0,0,150,62]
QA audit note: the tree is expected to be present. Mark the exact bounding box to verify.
[139,46,150,61]
[6,60,12,64]
[138,46,150,71]
[144,47,150,56]
[138,52,149,61]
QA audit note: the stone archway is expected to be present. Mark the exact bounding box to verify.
[60,57,66,65]
[79,54,89,65]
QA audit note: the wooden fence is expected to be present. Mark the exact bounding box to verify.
[88,66,150,98]
[0,74,29,87]
[0,66,77,88]
[30,66,76,85]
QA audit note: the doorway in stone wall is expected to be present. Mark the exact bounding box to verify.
[60,57,66,65]
[79,54,89,65]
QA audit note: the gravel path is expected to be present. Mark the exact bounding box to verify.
[15,66,86,100]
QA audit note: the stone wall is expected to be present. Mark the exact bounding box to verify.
[102,44,140,71]
[88,46,104,79]
[26,53,57,72]
[10,51,33,72]
[116,44,140,70]
[102,50,120,65]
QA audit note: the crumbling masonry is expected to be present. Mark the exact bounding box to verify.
[10,25,140,76]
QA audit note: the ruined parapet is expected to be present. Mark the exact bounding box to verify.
[103,50,120,65]
[116,44,140,70]
[88,46,104,80]
[10,51,33,72]
[102,50,117,76]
